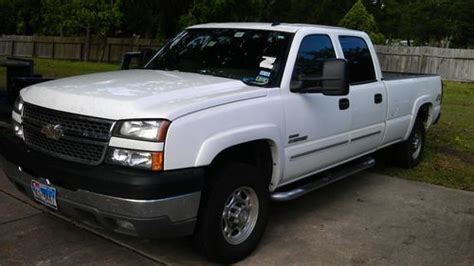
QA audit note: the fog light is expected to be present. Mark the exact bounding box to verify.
[13,122,24,139]
[106,148,163,171]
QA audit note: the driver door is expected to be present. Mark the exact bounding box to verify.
[281,34,352,183]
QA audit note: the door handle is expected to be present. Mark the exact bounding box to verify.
[339,98,350,110]
[374,94,383,104]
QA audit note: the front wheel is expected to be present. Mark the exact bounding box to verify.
[193,163,269,264]
[396,119,426,168]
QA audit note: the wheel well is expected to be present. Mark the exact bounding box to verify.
[417,103,432,125]
[210,140,274,185]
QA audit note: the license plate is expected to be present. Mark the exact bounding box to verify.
[31,180,58,210]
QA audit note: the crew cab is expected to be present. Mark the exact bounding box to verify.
[0,23,442,263]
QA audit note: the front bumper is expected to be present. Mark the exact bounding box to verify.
[0,127,204,238]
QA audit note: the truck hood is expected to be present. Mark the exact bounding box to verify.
[21,70,268,120]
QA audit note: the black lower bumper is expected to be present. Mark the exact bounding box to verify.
[0,127,205,238]
[0,127,205,200]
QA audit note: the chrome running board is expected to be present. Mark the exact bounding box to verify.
[271,157,376,202]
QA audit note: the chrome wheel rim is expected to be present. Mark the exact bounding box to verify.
[412,131,422,159]
[221,186,259,245]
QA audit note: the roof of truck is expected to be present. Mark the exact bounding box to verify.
[188,22,363,34]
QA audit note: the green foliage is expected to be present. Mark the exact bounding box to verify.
[42,0,122,37]
[338,0,385,44]
[0,0,42,35]
[178,0,266,28]
[0,0,472,48]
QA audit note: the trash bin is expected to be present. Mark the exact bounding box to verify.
[1,57,43,103]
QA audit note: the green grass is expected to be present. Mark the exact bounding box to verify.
[374,81,474,191]
[0,58,118,90]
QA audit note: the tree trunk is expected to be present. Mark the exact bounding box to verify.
[99,35,107,62]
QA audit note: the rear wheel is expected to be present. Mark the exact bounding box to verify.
[193,163,269,264]
[396,119,426,168]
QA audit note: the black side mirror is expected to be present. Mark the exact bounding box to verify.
[291,59,349,96]
[120,48,157,70]
[120,51,141,70]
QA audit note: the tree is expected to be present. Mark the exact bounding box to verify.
[338,0,385,44]
[0,0,42,35]
[448,0,474,48]
[119,0,161,38]
[42,0,122,60]
[1,0,472,49]
[70,0,122,61]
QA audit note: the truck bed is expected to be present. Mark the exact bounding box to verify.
[382,72,439,81]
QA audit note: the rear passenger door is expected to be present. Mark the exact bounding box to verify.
[338,36,387,156]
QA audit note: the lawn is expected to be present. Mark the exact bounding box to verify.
[0,58,118,90]
[374,81,474,191]
[0,58,472,191]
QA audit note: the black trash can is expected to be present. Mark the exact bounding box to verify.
[2,57,35,103]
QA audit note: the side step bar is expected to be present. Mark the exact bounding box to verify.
[271,157,376,202]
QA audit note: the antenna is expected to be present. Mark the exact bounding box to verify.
[271,21,281,26]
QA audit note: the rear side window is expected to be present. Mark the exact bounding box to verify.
[291,35,336,88]
[339,36,376,84]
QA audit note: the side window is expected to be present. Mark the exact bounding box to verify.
[339,36,376,84]
[291,35,336,88]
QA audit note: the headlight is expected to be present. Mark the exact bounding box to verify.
[13,96,24,115]
[114,120,170,141]
[106,148,164,171]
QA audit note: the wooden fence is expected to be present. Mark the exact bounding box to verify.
[0,35,473,81]
[375,45,474,82]
[0,35,162,63]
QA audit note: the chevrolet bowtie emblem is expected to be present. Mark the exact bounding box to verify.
[40,124,64,140]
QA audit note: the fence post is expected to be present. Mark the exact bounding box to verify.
[32,39,36,57]
[107,43,112,63]
[79,43,84,61]
[51,41,55,59]
[418,47,425,74]
[10,40,15,56]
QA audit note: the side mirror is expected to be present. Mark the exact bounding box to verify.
[120,48,157,70]
[290,59,349,96]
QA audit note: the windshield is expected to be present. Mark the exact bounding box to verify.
[146,28,293,87]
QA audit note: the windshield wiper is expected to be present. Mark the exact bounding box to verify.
[198,69,238,80]
[198,69,265,87]
[240,78,265,87]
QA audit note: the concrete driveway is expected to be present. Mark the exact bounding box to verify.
[0,168,473,265]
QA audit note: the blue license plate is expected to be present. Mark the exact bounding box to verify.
[31,180,58,210]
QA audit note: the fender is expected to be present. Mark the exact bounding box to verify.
[404,95,433,140]
[195,124,285,190]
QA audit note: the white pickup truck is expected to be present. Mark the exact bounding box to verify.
[1,23,442,263]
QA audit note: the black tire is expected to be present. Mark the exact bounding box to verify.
[193,163,269,264]
[396,119,426,168]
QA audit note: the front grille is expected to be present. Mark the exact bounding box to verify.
[22,103,114,165]
[23,103,114,141]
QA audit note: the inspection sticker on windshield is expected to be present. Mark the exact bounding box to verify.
[234,32,245,38]
[260,56,276,69]
[31,180,58,210]
[259,70,271,77]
